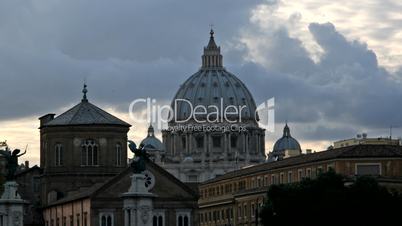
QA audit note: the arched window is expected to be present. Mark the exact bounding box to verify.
[81,139,98,166]
[55,143,63,166]
[100,213,113,226]
[158,216,163,226]
[176,212,190,226]
[153,216,158,226]
[101,216,106,226]
[106,216,112,226]
[116,143,122,166]
[178,216,183,226]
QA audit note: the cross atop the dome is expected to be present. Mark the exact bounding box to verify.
[209,24,214,38]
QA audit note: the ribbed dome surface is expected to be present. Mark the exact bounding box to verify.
[273,124,301,152]
[170,30,258,122]
[172,69,258,121]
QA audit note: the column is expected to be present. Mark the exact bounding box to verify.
[208,132,212,154]
[202,132,207,164]
[223,132,228,160]
[256,132,260,156]
[188,134,191,154]
[246,132,250,163]
[172,133,176,157]
[242,132,246,154]
[228,133,232,154]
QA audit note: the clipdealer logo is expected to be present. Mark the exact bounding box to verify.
[128,97,275,133]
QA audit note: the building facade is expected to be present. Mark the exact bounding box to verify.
[26,86,200,226]
[160,30,266,183]
[198,145,402,226]
[42,161,198,226]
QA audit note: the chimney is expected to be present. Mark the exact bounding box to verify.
[25,161,29,168]
[306,149,312,154]
[39,114,56,127]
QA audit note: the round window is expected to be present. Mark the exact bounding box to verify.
[143,170,155,190]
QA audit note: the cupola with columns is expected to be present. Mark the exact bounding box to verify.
[202,29,223,68]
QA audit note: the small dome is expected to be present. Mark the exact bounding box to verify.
[140,125,165,152]
[273,124,301,152]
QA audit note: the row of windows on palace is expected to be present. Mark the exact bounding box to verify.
[45,211,190,226]
[199,164,335,200]
[199,162,382,200]
[199,200,264,225]
[53,139,123,167]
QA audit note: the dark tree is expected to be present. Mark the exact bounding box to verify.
[260,170,402,226]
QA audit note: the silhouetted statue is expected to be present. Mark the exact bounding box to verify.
[0,146,27,181]
[128,141,153,174]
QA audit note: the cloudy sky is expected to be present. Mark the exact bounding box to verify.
[1,0,402,165]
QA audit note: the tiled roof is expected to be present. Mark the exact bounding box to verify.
[203,145,402,184]
[45,160,198,207]
[44,100,130,127]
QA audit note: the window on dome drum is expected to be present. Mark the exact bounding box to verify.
[196,135,204,148]
[182,136,186,149]
[230,135,237,148]
[116,143,122,166]
[212,136,221,148]
[55,143,63,166]
[81,139,99,166]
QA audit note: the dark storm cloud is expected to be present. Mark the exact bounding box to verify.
[0,0,260,119]
[231,22,402,140]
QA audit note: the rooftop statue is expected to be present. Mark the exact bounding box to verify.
[128,140,153,174]
[0,143,27,181]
